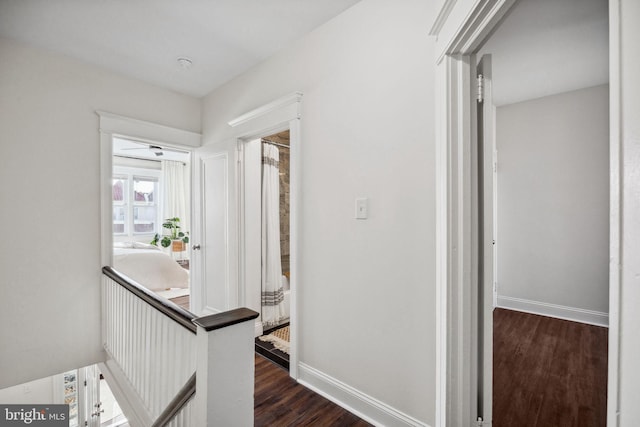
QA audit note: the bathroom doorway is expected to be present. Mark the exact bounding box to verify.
[254,130,292,370]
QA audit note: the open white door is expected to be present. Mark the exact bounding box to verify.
[79,366,101,427]
[475,54,495,426]
[191,140,238,315]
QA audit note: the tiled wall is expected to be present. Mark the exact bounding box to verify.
[279,145,290,275]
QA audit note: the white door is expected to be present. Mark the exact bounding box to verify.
[475,54,495,426]
[80,366,101,427]
[191,140,238,315]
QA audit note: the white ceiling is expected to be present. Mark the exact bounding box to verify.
[114,137,190,163]
[478,0,608,106]
[0,0,361,98]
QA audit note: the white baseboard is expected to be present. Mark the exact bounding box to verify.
[497,295,609,327]
[297,363,430,427]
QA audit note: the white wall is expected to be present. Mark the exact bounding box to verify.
[201,0,436,424]
[619,0,640,423]
[495,85,609,320]
[0,37,201,389]
[0,376,55,405]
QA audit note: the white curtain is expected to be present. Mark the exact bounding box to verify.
[261,143,286,327]
[162,160,190,233]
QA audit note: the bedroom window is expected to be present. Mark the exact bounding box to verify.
[133,176,158,233]
[112,169,160,238]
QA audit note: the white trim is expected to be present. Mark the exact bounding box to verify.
[100,132,114,268]
[429,0,458,37]
[97,111,201,147]
[254,320,264,338]
[232,93,302,380]
[432,0,517,64]
[228,92,302,128]
[607,1,621,425]
[433,54,449,427]
[497,296,609,327]
[432,0,620,425]
[98,112,202,270]
[298,363,430,427]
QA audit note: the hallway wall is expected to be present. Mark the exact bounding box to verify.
[201,0,437,424]
[496,85,609,323]
[0,37,201,388]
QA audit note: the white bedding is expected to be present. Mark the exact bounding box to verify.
[113,247,189,291]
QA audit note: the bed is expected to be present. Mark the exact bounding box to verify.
[112,242,190,300]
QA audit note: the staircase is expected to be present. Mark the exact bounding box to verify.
[101,267,258,426]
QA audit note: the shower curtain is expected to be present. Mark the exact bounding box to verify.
[261,143,286,328]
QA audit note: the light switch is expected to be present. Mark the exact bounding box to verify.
[355,198,368,219]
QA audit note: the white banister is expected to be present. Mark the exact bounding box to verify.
[101,267,258,426]
[192,308,258,427]
[102,274,196,423]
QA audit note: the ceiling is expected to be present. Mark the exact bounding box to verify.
[114,137,190,163]
[478,0,608,106]
[0,0,361,98]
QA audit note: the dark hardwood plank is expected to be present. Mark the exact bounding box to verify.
[493,308,607,427]
[255,354,371,427]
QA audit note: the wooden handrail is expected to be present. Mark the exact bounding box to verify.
[102,266,197,334]
[151,373,196,427]
[193,307,259,331]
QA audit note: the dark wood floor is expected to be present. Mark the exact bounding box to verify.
[154,296,369,425]
[255,354,371,427]
[493,308,608,427]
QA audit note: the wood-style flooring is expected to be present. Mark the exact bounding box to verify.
[493,308,608,427]
[255,354,371,427]
[167,295,369,425]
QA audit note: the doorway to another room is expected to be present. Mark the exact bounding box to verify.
[253,130,292,370]
[472,0,610,425]
[111,137,192,311]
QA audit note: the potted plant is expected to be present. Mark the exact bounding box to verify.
[150,217,189,251]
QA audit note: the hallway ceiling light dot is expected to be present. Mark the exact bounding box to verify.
[177,57,193,69]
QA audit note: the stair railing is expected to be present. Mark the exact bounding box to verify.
[101,266,258,426]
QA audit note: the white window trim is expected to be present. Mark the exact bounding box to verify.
[112,166,162,240]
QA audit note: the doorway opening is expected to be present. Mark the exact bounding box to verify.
[111,137,192,311]
[253,130,292,370]
[473,0,610,425]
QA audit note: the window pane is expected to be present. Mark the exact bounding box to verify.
[113,206,126,234]
[134,206,156,233]
[134,177,156,203]
[112,178,126,202]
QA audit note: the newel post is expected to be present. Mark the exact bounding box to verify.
[192,308,259,427]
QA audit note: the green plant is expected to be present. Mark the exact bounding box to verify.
[150,217,189,248]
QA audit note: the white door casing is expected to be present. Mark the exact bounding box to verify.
[230,92,302,380]
[97,111,201,268]
[430,1,620,427]
[240,138,263,335]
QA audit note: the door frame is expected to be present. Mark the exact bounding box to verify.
[97,111,201,277]
[230,92,302,380]
[431,1,621,426]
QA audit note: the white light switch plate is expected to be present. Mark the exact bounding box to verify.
[355,198,368,219]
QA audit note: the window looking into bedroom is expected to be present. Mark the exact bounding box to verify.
[112,168,161,239]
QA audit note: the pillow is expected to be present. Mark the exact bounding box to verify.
[113,251,189,291]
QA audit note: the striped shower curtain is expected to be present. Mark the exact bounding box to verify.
[261,143,286,327]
